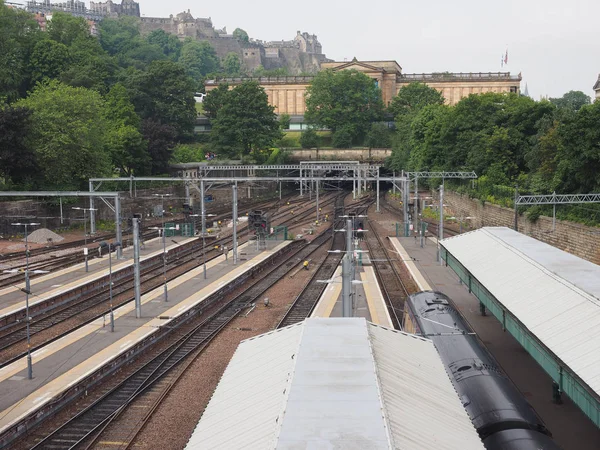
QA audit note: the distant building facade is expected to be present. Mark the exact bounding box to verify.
[205,58,522,116]
[594,75,600,101]
[26,0,139,20]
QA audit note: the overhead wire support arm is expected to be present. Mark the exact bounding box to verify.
[516,193,600,205]
[406,171,478,179]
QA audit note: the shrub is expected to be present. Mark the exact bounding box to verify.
[300,128,320,148]
[332,126,353,149]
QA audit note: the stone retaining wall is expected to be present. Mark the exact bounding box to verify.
[443,191,600,264]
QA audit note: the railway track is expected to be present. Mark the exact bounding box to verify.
[276,196,375,328]
[0,197,291,288]
[364,219,409,329]
[28,205,346,450]
[0,195,340,366]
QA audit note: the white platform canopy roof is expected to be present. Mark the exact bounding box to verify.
[185,318,483,450]
[441,227,600,397]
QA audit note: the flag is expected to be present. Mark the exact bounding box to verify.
[504,49,508,65]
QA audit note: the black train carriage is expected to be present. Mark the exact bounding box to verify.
[403,291,561,450]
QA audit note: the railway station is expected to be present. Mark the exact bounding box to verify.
[0,167,598,450]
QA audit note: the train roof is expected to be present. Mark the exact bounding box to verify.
[184,318,484,449]
[441,227,600,403]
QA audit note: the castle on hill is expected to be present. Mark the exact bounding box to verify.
[25,0,327,74]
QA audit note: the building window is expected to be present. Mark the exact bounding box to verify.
[510,86,518,93]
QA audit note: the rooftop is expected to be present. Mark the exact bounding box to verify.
[441,227,600,399]
[185,318,483,449]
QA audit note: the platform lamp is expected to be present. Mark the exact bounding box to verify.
[6,221,44,379]
[148,226,176,301]
[3,267,49,380]
[152,193,172,229]
[189,213,216,280]
[72,207,97,272]
[99,241,121,332]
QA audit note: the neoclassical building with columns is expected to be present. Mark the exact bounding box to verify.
[205,58,522,117]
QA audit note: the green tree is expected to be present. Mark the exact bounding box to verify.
[104,83,149,175]
[389,82,444,119]
[142,118,176,174]
[203,83,229,118]
[146,29,182,60]
[300,128,320,148]
[232,28,249,42]
[170,143,205,163]
[279,113,291,130]
[122,60,196,138]
[549,90,591,112]
[555,102,600,192]
[332,126,354,148]
[0,106,38,186]
[98,16,140,56]
[60,36,117,92]
[365,122,392,148]
[47,12,90,46]
[305,69,383,144]
[29,39,70,84]
[15,80,112,188]
[210,81,282,157]
[0,1,42,102]
[222,52,241,75]
[179,40,219,85]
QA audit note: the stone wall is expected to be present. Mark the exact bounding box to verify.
[287,148,391,162]
[443,191,600,264]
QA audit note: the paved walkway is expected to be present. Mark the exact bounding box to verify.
[395,235,600,450]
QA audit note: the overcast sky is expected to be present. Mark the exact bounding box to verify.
[139,0,598,100]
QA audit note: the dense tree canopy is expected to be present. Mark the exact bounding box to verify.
[15,81,113,189]
[549,90,591,112]
[305,69,384,145]
[210,81,282,157]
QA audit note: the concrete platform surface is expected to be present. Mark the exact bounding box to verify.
[0,240,290,434]
[0,237,196,318]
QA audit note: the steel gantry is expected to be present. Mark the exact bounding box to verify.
[515,192,600,232]
[400,171,478,236]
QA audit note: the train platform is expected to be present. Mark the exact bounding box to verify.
[311,263,393,328]
[0,237,195,320]
[389,236,600,450]
[0,240,291,437]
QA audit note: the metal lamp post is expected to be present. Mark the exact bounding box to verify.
[189,213,216,279]
[72,207,97,272]
[153,193,172,229]
[149,226,176,301]
[9,222,42,379]
[99,241,121,331]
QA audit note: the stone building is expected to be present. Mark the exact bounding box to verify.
[205,58,522,116]
[26,0,139,20]
[138,11,326,74]
[594,74,600,101]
